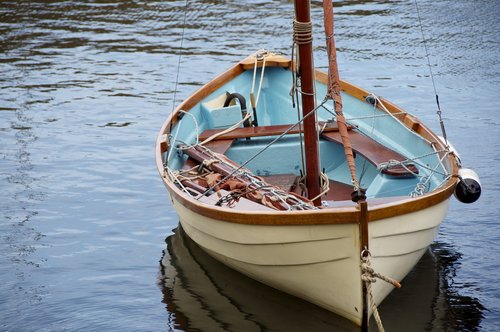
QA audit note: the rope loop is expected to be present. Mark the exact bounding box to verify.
[409,175,431,197]
[361,255,401,289]
[202,158,219,169]
[310,172,330,202]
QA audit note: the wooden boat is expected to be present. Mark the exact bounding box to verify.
[155,1,480,328]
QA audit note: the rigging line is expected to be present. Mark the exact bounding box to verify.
[165,110,200,167]
[170,0,190,127]
[290,42,307,181]
[413,0,448,143]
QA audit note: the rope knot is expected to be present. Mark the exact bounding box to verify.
[361,254,402,289]
[361,258,378,284]
[202,158,219,169]
[360,252,401,332]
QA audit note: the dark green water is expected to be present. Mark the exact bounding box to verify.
[1,1,498,331]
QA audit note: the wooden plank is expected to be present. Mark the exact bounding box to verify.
[203,139,234,154]
[260,174,298,193]
[322,131,419,177]
[239,54,292,70]
[199,122,349,141]
[324,180,355,201]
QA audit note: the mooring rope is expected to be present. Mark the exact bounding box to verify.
[361,251,401,332]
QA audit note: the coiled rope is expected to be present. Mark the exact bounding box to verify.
[293,20,313,45]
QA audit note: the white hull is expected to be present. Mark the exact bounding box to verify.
[172,196,450,325]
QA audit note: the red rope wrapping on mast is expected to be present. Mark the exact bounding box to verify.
[322,0,361,195]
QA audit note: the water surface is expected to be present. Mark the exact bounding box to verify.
[1,0,498,331]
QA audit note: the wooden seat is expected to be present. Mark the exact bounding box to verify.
[203,139,234,154]
[260,174,299,192]
[321,131,418,177]
[324,180,355,201]
[198,121,350,141]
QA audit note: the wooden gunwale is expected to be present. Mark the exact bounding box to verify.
[165,180,455,225]
[156,56,459,226]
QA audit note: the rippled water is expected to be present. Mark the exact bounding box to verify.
[1,1,498,331]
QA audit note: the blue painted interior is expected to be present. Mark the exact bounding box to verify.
[165,66,449,199]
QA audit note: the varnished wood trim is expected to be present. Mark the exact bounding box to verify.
[161,173,456,225]
[322,130,419,177]
[198,122,347,141]
[239,53,292,70]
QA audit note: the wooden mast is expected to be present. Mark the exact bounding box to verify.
[294,0,321,206]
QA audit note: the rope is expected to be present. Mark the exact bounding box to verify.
[293,19,313,45]
[250,50,268,112]
[321,0,360,195]
[367,94,430,142]
[165,110,200,167]
[361,251,401,332]
[409,149,451,197]
[165,110,187,166]
[377,159,420,177]
[409,175,430,198]
[165,167,196,198]
[413,0,448,144]
[310,172,330,202]
[169,0,190,136]
[199,112,252,146]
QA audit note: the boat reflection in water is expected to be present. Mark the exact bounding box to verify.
[159,227,484,331]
